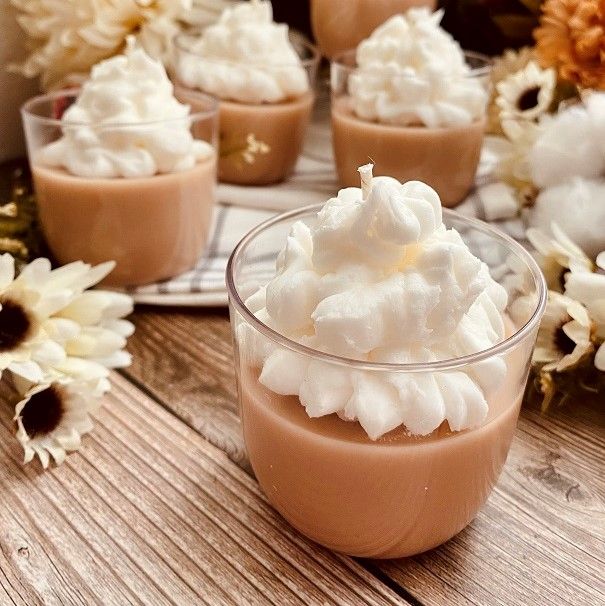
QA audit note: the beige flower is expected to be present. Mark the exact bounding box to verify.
[496,61,556,122]
[495,118,543,197]
[533,291,593,372]
[14,377,107,468]
[487,47,535,134]
[10,0,191,89]
[527,222,594,290]
[0,254,133,383]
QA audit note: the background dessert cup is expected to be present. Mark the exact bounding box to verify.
[227,206,546,559]
[174,32,319,186]
[331,50,491,207]
[311,0,437,59]
[22,89,218,287]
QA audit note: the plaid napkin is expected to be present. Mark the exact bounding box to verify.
[125,110,526,307]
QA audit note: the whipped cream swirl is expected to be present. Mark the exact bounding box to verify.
[243,166,508,440]
[348,9,487,128]
[174,0,309,104]
[39,38,213,179]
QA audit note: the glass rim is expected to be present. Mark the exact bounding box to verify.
[173,30,321,70]
[226,204,547,373]
[330,49,493,80]
[20,87,219,129]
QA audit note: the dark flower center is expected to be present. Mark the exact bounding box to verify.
[0,298,32,352]
[554,322,577,356]
[517,86,541,111]
[20,385,64,438]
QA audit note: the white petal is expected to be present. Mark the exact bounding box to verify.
[0,253,15,290]
[90,350,132,369]
[8,360,45,383]
[100,319,135,338]
[595,343,605,371]
[43,318,81,342]
[31,339,67,366]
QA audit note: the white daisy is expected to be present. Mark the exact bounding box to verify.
[527,222,594,291]
[14,377,108,468]
[0,254,133,382]
[565,252,605,371]
[533,292,593,372]
[496,61,556,122]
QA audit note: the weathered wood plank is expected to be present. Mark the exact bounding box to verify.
[0,377,406,606]
[125,308,605,606]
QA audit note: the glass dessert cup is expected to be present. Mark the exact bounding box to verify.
[227,206,546,559]
[311,0,437,59]
[173,33,320,186]
[331,51,491,208]
[21,89,218,287]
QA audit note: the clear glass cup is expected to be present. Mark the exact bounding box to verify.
[311,0,437,58]
[331,50,492,207]
[227,205,546,559]
[173,32,320,186]
[21,88,218,287]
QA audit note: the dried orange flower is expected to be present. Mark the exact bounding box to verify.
[535,0,605,89]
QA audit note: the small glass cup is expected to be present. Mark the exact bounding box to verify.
[227,205,546,559]
[173,32,320,186]
[310,0,437,58]
[21,88,218,287]
[331,50,492,207]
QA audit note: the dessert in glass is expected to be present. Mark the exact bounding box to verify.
[311,0,437,59]
[331,8,491,207]
[21,38,218,287]
[227,165,546,558]
[173,0,319,186]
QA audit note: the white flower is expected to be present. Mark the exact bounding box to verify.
[529,93,605,189]
[533,292,593,372]
[528,178,605,259]
[496,118,543,191]
[526,222,593,290]
[496,61,556,121]
[14,377,108,468]
[9,0,192,89]
[0,254,133,383]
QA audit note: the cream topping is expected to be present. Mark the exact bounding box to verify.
[39,38,212,178]
[243,165,508,440]
[348,9,487,128]
[174,0,309,104]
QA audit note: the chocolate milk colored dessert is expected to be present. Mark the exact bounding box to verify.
[174,0,318,186]
[228,165,545,558]
[23,39,217,287]
[331,9,490,206]
[311,0,437,58]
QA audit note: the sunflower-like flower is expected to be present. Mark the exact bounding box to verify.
[496,61,556,122]
[487,47,535,134]
[533,291,593,372]
[0,254,133,383]
[527,222,594,290]
[9,0,192,89]
[535,0,605,90]
[14,376,108,468]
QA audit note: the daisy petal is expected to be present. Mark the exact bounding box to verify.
[595,343,605,371]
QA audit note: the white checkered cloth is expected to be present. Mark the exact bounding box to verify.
[125,109,526,307]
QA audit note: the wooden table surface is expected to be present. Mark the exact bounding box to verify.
[1,305,604,606]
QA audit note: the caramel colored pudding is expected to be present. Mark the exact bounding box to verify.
[311,0,437,59]
[332,97,485,207]
[33,156,216,286]
[241,345,524,558]
[218,92,314,185]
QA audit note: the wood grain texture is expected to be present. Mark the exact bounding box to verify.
[0,377,407,606]
[126,308,605,606]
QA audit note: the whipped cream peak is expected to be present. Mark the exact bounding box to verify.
[39,37,213,179]
[348,8,487,128]
[174,0,310,104]
[243,166,509,440]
